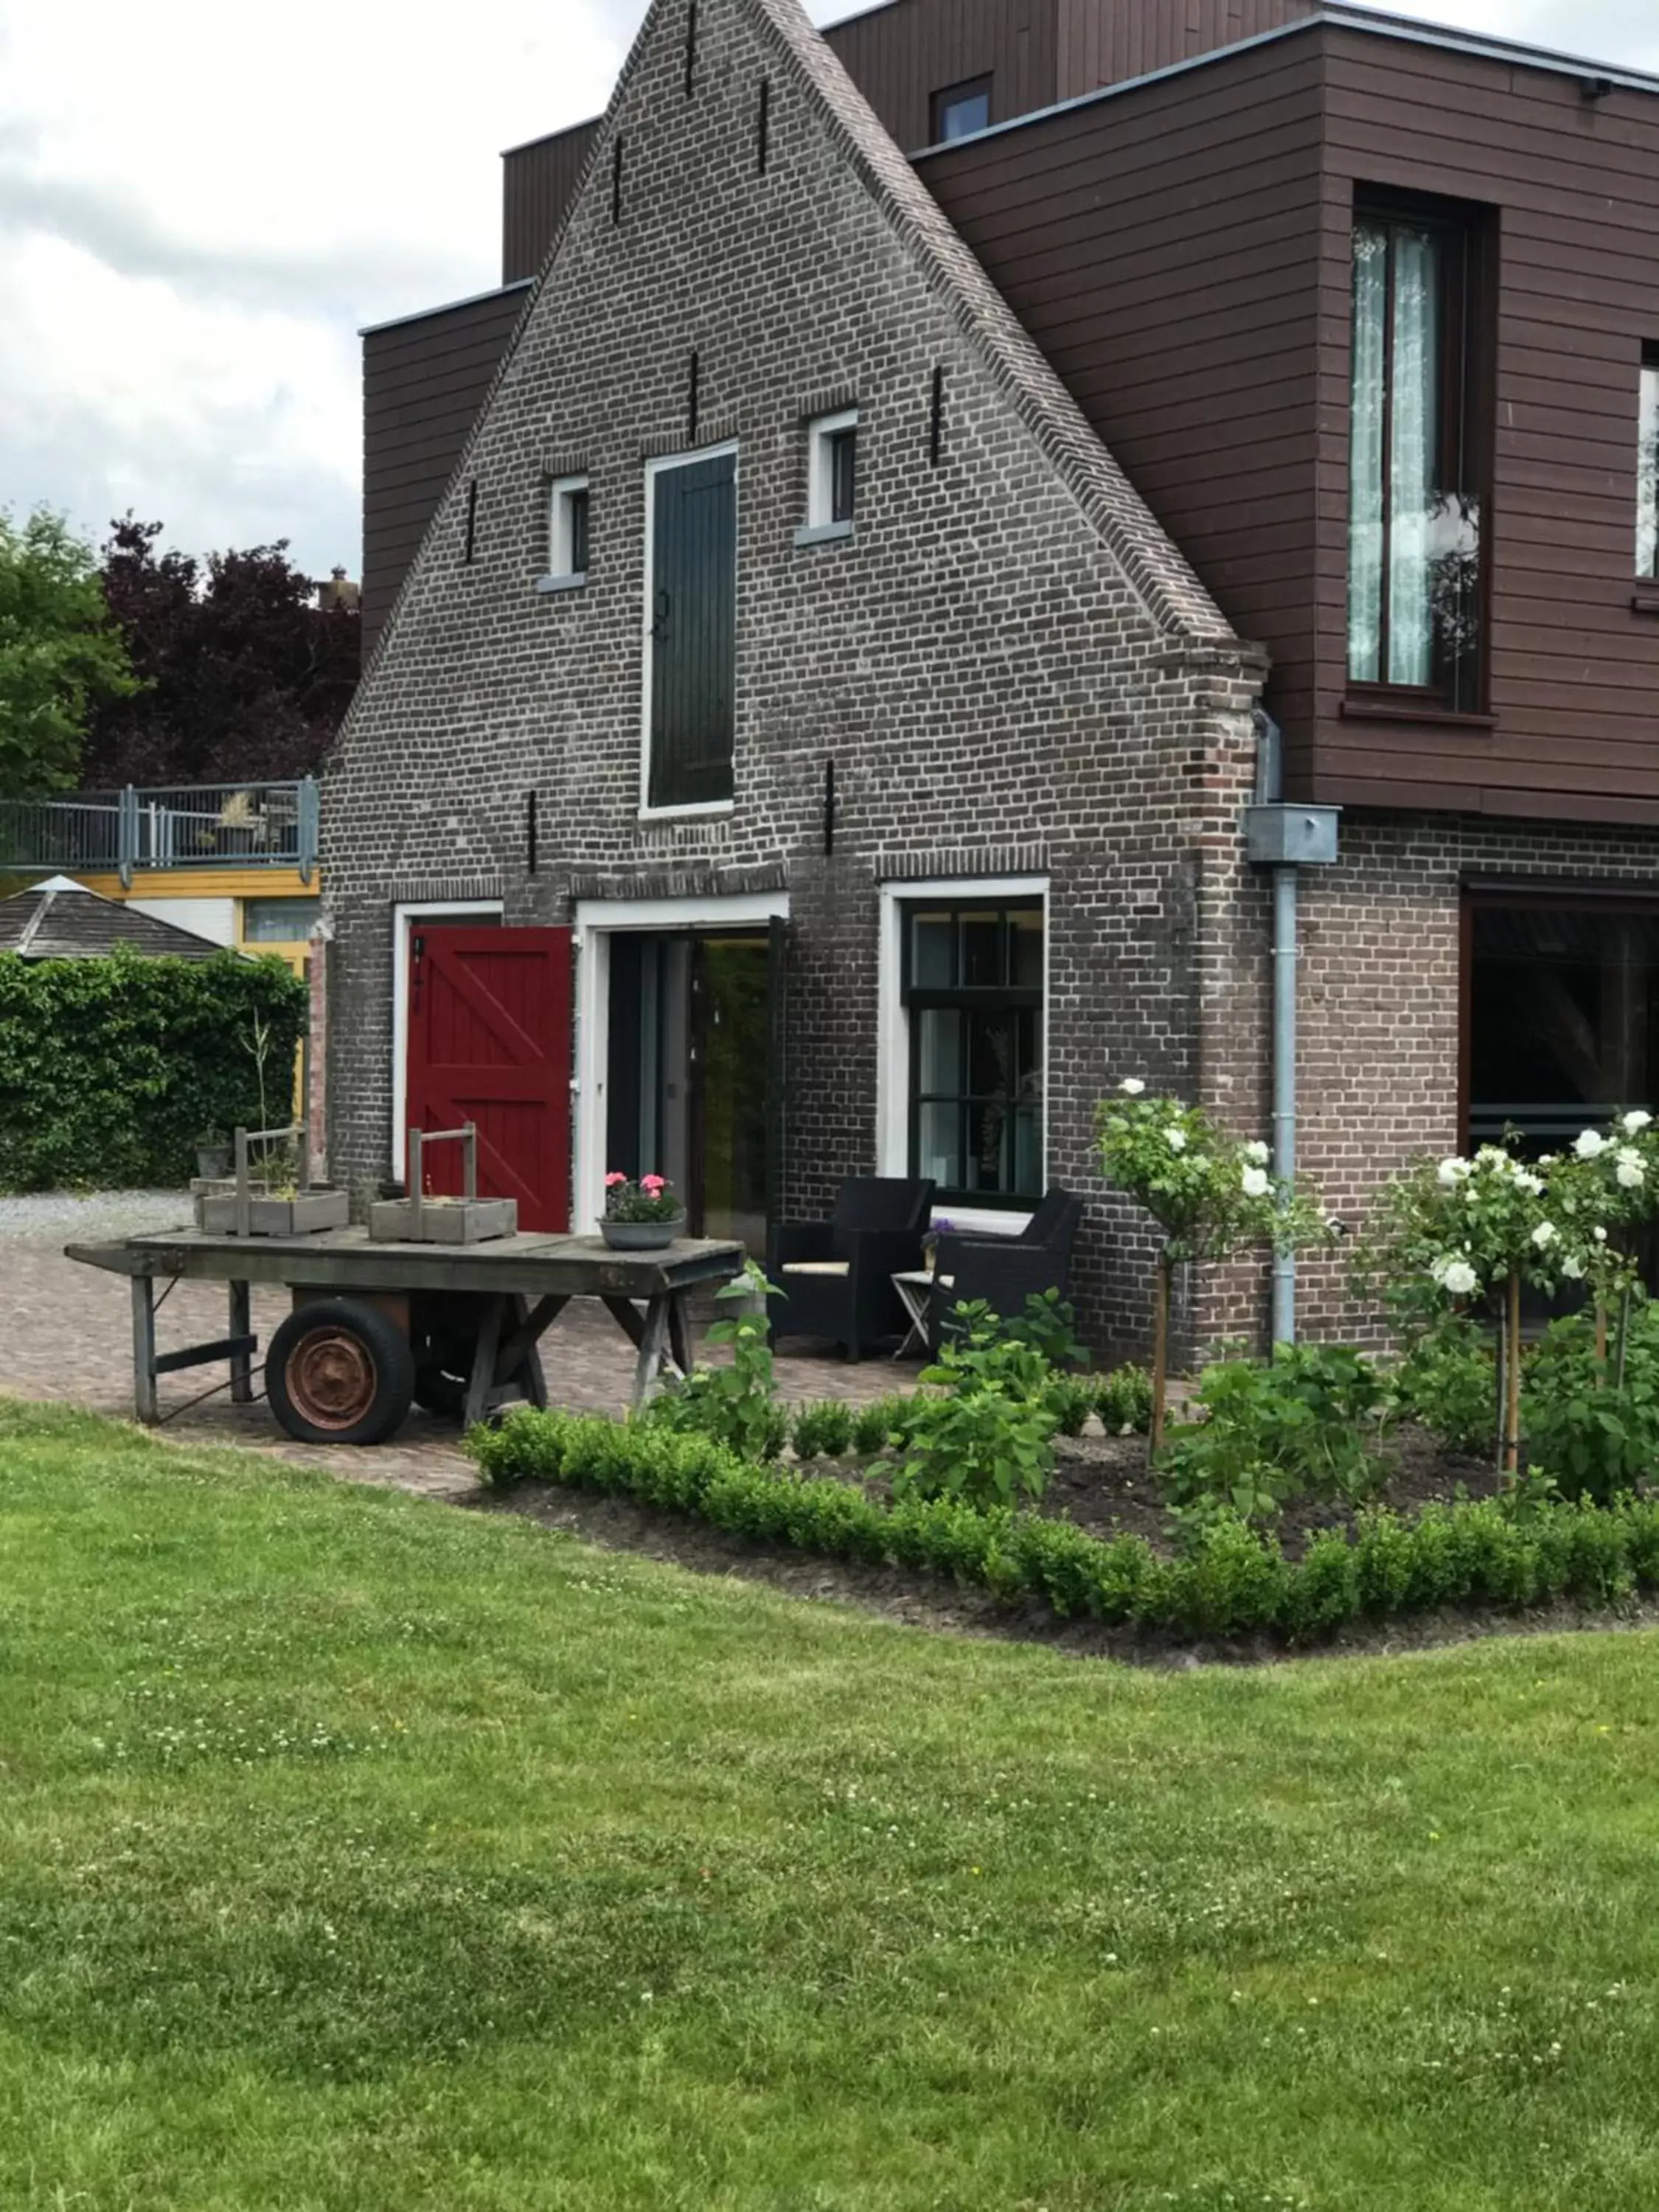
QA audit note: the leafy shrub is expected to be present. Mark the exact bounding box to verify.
[1045,1375,1094,1438]
[791,1399,854,1460]
[1522,1301,1659,1504]
[1161,1342,1385,1537]
[470,1405,1659,1644]
[893,1308,1060,1511]
[1094,1364,1155,1436]
[1001,1290,1088,1371]
[0,947,307,1192]
[646,1264,788,1461]
[850,1394,921,1457]
[1388,1312,1495,1458]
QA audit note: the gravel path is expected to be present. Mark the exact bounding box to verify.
[0,1189,195,1246]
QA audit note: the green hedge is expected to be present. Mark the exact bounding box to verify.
[0,947,307,1192]
[470,1405,1659,1644]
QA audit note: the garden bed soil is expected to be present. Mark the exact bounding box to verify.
[791,1418,1503,1562]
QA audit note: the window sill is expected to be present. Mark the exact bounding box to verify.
[637,799,735,824]
[1631,587,1659,616]
[1340,696,1496,731]
[793,521,855,549]
[535,571,587,595]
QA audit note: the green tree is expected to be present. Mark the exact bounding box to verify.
[0,509,138,796]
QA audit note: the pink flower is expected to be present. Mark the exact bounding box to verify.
[605,1171,628,1187]
[641,1173,666,1193]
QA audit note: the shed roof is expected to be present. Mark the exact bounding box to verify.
[0,879,230,962]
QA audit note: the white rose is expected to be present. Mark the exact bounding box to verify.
[1594,1225,1609,1242]
[1515,1171,1544,1196]
[1166,1127,1187,1153]
[1618,1159,1645,1189]
[1439,1259,1480,1297]
[1244,1141,1270,1166]
[1562,1254,1586,1280]
[1531,1220,1557,1248]
[1241,1166,1270,1199]
[1119,1077,1146,1096]
[1436,1158,1467,1186]
[1576,1129,1607,1159]
[1538,1154,1558,1166]
[1624,1110,1653,1133]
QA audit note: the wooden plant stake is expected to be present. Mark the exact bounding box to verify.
[1503,1267,1522,1475]
[1150,1250,1172,1461]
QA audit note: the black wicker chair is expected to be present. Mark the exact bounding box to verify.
[768,1176,935,1360]
[928,1187,1085,1351]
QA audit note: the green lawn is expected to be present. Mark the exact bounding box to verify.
[3,1405,1659,2210]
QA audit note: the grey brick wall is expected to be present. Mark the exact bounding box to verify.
[323,0,1267,1355]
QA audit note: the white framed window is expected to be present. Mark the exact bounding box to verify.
[540,475,590,591]
[798,409,858,543]
[876,875,1048,1234]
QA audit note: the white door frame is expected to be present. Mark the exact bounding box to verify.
[389,899,504,1175]
[571,889,788,1234]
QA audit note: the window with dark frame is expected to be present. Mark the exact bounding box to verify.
[1638,345,1659,579]
[931,75,992,143]
[646,448,737,811]
[902,900,1043,1206]
[1346,197,1486,712]
[828,424,856,524]
[568,485,591,577]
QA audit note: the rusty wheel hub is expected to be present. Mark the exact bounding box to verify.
[286,1327,378,1430]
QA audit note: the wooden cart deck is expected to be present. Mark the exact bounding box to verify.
[67,1225,746,1434]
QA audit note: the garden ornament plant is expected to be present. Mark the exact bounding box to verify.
[1096,1082,1329,1453]
[602,1170,683,1222]
[647,1259,787,1460]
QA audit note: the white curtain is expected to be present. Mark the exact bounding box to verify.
[1347,223,1388,682]
[1387,227,1440,686]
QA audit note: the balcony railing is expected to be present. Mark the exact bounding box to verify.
[0,778,319,886]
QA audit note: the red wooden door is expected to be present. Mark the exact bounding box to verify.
[405,926,572,1232]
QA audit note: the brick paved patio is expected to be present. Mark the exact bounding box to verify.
[0,1203,923,1500]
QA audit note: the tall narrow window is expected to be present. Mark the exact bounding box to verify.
[1638,348,1659,578]
[1347,205,1484,710]
[543,476,589,588]
[644,448,737,813]
[802,409,857,536]
[903,901,1043,1205]
[932,76,992,142]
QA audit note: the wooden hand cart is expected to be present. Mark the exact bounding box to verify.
[66,1226,744,1445]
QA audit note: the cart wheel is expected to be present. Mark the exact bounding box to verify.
[266,1298,414,1446]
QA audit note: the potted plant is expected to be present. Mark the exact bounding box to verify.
[600,1171,686,1251]
[195,1129,232,1182]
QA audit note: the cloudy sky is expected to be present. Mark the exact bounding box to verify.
[1,0,1655,582]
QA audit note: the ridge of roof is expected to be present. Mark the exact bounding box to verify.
[750,0,1237,649]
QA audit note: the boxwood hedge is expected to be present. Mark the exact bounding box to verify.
[469,1404,1659,1645]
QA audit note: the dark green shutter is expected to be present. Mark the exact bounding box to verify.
[649,451,736,808]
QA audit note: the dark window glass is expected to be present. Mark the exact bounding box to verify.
[649,451,737,810]
[1348,204,1484,711]
[903,899,1043,1204]
[932,77,991,142]
[1467,899,1659,1151]
[828,427,856,524]
[569,487,590,577]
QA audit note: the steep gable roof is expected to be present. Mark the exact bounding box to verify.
[366,0,1242,680]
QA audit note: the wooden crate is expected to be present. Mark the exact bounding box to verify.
[366,1195,518,1245]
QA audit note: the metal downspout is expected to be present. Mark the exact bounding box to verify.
[1271,863,1298,1346]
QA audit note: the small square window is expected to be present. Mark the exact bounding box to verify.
[802,409,858,538]
[545,475,590,585]
[932,76,991,144]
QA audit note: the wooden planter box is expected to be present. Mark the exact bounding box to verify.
[366,1196,518,1245]
[195,1187,350,1237]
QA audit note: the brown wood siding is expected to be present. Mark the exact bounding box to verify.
[361,287,529,656]
[1054,0,1314,100]
[1309,26,1659,821]
[922,35,1326,734]
[821,0,1058,152]
[502,121,599,284]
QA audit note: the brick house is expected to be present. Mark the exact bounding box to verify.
[326,0,1659,1356]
